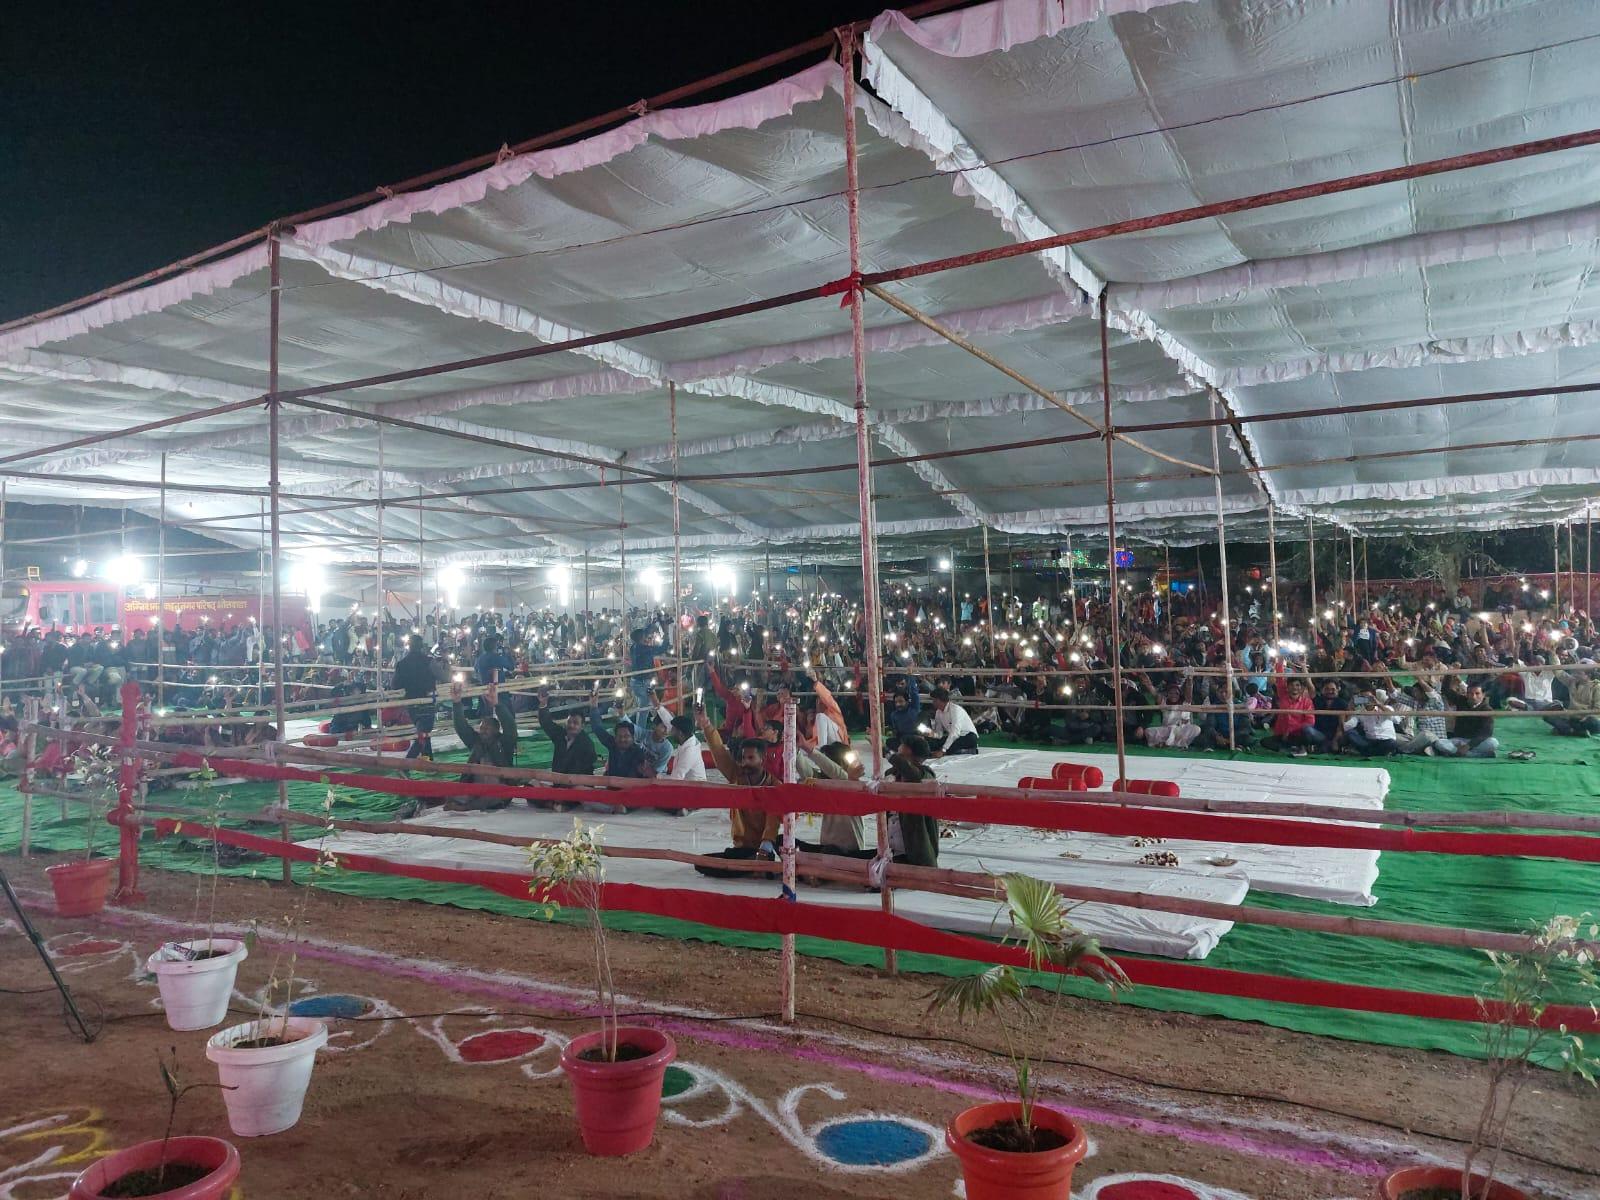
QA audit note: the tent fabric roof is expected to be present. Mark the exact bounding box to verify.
[6,0,1600,565]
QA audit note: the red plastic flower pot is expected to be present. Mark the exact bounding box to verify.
[70,1135,239,1199]
[946,1101,1088,1200]
[1378,1166,1528,1200]
[559,1026,676,1156]
[46,858,114,918]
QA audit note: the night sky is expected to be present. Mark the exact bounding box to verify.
[1,1,877,324]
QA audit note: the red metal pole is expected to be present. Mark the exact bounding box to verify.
[252,129,1600,415]
[842,29,895,977]
[1100,297,1128,787]
[865,127,1600,289]
[268,231,293,885]
[111,680,145,901]
[0,396,266,469]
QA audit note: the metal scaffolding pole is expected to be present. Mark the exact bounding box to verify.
[268,232,292,886]
[1210,393,1237,750]
[1362,537,1372,613]
[156,455,167,710]
[417,487,425,631]
[618,484,627,619]
[1164,541,1174,643]
[372,424,386,735]
[1554,522,1562,613]
[842,28,893,979]
[1589,511,1594,617]
[1348,528,1357,614]
[981,525,995,637]
[1065,532,1077,630]
[1267,502,1280,643]
[1100,297,1128,787]
[257,499,267,702]
[1568,521,1576,613]
[670,383,684,713]
[1308,515,1318,633]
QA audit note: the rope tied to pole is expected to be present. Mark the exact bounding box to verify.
[627,99,650,118]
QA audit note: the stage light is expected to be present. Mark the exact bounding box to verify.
[102,555,143,586]
[69,558,88,578]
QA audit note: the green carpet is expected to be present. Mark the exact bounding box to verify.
[5,720,1595,1063]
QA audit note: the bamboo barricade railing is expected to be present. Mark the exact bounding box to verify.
[133,803,1600,963]
[130,656,702,729]
[48,725,1596,836]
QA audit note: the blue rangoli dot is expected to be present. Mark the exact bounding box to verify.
[814,1119,931,1166]
[288,993,371,1018]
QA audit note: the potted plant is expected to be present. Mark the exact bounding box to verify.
[928,873,1128,1200]
[70,1048,239,1198]
[204,786,338,1137]
[528,818,676,1156]
[47,775,115,918]
[147,791,248,1031]
[1380,914,1599,1200]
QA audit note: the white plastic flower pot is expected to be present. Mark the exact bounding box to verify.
[205,1016,328,1137]
[146,938,248,1031]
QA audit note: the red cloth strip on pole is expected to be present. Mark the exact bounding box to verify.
[170,752,1600,864]
[151,818,1600,1033]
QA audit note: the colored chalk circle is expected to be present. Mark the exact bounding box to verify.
[457,1029,546,1063]
[661,1065,695,1098]
[813,1118,932,1166]
[288,993,371,1018]
[1098,1182,1202,1200]
[58,939,123,957]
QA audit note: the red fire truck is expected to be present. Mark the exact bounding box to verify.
[2,579,312,637]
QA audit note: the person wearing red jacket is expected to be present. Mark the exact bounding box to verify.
[708,662,761,741]
[1268,662,1324,757]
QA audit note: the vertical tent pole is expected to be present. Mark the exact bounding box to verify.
[1209,393,1237,750]
[156,454,167,710]
[1347,528,1357,615]
[949,549,957,629]
[0,481,6,700]
[1553,522,1561,613]
[1307,515,1317,634]
[1267,501,1280,644]
[257,499,267,702]
[670,383,684,711]
[1588,510,1593,617]
[1568,521,1575,614]
[372,424,386,734]
[268,231,292,886]
[982,525,995,638]
[618,484,627,621]
[416,487,425,634]
[1065,532,1077,630]
[841,27,893,976]
[764,542,772,608]
[1099,297,1128,788]
[780,698,798,1023]
[1164,541,1174,643]
[583,547,590,621]
[1007,534,1015,620]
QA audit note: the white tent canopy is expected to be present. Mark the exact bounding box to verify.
[5,0,1600,567]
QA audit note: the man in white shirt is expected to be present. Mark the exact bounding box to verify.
[928,686,979,757]
[666,714,707,781]
[1343,688,1399,757]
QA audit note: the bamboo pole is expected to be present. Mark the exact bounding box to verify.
[781,698,798,1023]
[1553,521,1561,613]
[841,28,894,975]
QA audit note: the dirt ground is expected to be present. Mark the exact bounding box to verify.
[2,854,1597,1200]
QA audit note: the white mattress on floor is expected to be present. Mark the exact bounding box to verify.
[314,801,1250,960]
[921,746,1388,907]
